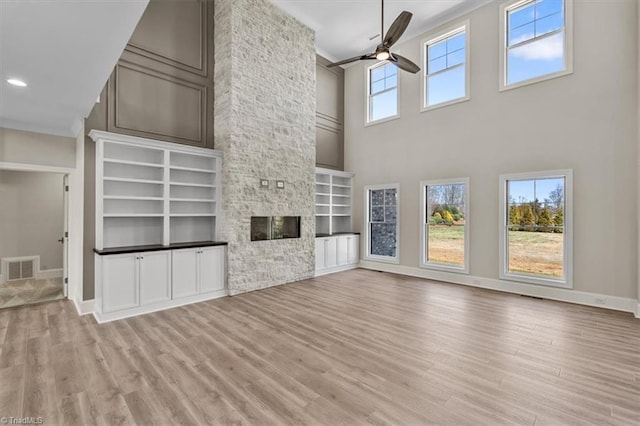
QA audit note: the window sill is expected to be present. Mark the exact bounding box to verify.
[500,272,572,289]
[421,95,470,113]
[420,262,469,274]
[364,255,400,265]
[499,68,573,92]
[365,114,400,128]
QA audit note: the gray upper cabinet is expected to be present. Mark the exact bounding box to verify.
[107,0,214,149]
[316,55,344,170]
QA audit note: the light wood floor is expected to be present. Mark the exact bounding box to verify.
[1,269,639,425]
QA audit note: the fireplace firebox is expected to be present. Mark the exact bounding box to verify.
[251,216,300,241]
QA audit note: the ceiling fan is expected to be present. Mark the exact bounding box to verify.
[327,0,421,73]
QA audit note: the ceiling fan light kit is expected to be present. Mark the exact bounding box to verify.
[328,0,421,73]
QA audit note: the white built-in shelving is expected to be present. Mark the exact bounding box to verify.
[315,167,354,235]
[91,131,222,250]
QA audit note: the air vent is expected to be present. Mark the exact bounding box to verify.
[2,256,38,282]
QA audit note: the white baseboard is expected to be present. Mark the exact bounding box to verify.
[73,298,95,316]
[38,268,63,280]
[93,290,227,324]
[314,263,358,277]
[359,261,639,316]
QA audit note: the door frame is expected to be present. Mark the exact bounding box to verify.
[0,161,79,304]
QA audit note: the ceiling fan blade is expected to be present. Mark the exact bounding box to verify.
[382,11,412,48]
[391,53,421,74]
[327,54,376,68]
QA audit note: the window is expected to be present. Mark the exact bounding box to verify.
[422,22,470,110]
[367,62,398,124]
[420,178,469,272]
[500,0,573,90]
[364,184,399,263]
[499,170,573,288]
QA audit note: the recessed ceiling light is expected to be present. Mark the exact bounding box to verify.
[7,78,27,87]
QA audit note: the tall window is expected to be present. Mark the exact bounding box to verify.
[422,22,469,110]
[499,170,573,288]
[500,0,572,89]
[367,62,398,124]
[421,178,469,272]
[364,184,399,263]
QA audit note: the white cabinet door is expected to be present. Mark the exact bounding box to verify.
[139,251,171,305]
[172,249,199,298]
[200,246,225,293]
[325,238,338,268]
[336,236,348,266]
[315,238,326,270]
[347,235,359,265]
[102,254,138,313]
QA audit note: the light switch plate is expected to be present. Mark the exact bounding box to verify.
[260,179,269,188]
[276,180,285,189]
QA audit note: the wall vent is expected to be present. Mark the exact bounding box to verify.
[2,256,39,282]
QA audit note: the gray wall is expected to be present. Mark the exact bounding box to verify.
[316,55,344,170]
[0,127,75,168]
[0,171,64,273]
[345,0,638,299]
[214,0,316,294]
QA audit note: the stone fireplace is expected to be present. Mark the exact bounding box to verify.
[214,0,316,294]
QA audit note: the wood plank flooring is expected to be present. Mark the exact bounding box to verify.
[0,268,639,425]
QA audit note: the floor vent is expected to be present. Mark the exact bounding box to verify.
[2,256,38,282]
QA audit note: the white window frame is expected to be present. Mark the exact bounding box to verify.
[421,20,471,112]
[364,183,400,264]
[499,0,573,91]
[499,169,573,288]
[365,61,400,126]
[420,177,470,273]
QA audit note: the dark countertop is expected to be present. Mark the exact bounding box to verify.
[316,232,360,238]
[94,241,227,256]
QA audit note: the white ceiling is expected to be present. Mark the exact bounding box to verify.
[0,0,149,137]
[270,0,491,62]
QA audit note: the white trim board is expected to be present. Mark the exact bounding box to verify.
[359,260,639,317]
[92,290,227,324]
[0,161,73,174]
[38,268,63,279]
[73,298,96,316]
[314,264,358,277]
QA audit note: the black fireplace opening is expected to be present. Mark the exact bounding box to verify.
[251,216,300,241]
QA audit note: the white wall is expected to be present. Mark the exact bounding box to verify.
[0,127,75,168]
[345,0,638,299]
[0,170,64,272]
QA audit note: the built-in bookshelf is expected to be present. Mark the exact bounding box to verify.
[315,167,354,235]
[91,131,222,250]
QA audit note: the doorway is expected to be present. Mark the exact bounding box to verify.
[0,169,68,309]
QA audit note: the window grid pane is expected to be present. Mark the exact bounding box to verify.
[369,187,397,258]
[425,27,467,107]
[427,31,466,75]
[506,0,566,86]
[508,0,565,48]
